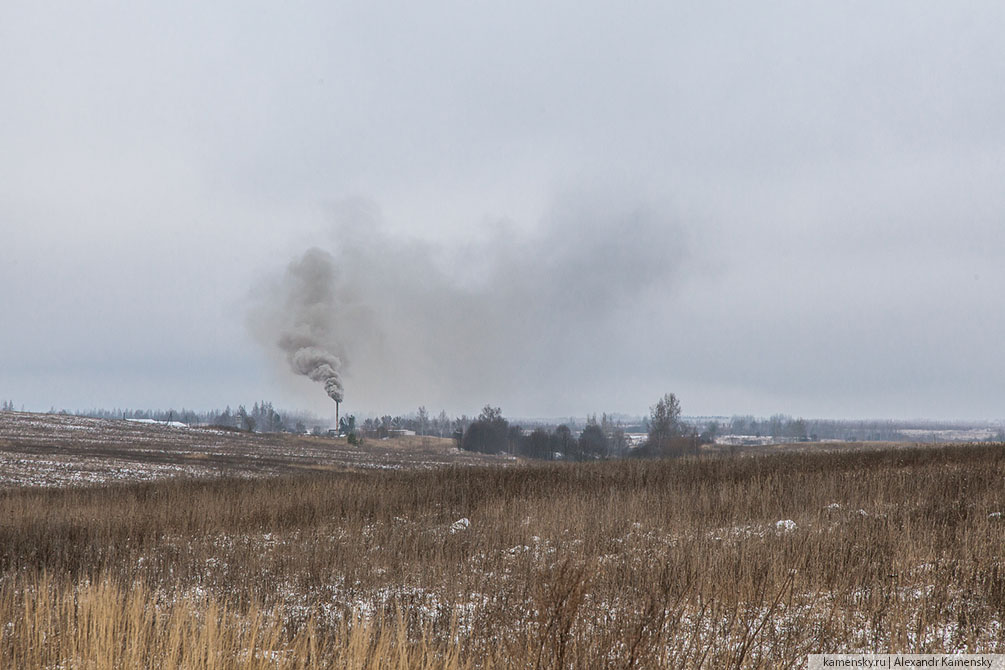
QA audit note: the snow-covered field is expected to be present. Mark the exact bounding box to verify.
[0,411,508,488]
[897,427,1002,441]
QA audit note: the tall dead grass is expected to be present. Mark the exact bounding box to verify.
[2,444,1005,667]
[0,572,473,669]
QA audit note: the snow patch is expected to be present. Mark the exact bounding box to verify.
[126,418,190,429]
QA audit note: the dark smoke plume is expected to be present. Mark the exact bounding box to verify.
[249,190,690,414]
[251,248,346,405]
[287,344,344,403]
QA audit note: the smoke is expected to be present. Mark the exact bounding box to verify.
[251,248,346,405]
[249,189,690,415]
[288,346,344,403]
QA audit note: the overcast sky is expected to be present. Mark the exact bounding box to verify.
[2,2,1004,421]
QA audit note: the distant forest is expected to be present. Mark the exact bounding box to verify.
[6,397,1002,459]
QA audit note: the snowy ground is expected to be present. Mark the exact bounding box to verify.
[0,411,509,488]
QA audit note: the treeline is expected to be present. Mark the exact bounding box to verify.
[710,415,1002,442]
[357,407,460,439]
[73,403,328,435]
[457,394,702,460]
[58,393,705,460]
[53,398,1003,456]
[75,404,465,439]
[457,406,631,460]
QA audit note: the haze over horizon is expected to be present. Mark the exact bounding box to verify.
[3,2,1004,421]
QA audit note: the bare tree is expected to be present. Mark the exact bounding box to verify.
[417,406,429,436]
[647,393,688,457]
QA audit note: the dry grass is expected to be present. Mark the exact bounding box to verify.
[1,573,472,669]
[3,443,1005,667]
